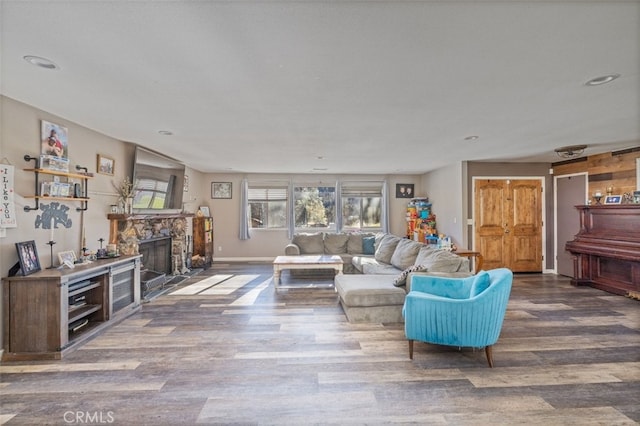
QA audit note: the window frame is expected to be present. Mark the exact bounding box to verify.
[247,185,288,230]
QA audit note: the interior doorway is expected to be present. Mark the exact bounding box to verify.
[554,173,587,277]
[473,178,544,272]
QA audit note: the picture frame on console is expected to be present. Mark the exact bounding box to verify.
[604,195,622,205]
[212,182,232,199]
[199,206,211,217]
[15,240,41,276]
[58,250,77,266]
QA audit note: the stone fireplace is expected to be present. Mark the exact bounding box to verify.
[108,213,192,275]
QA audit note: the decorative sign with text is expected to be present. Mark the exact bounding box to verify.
[1,164,17,228]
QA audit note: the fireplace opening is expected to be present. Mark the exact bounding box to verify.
[138,237,171,299]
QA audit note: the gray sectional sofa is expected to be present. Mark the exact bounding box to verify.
[284,232,475,323]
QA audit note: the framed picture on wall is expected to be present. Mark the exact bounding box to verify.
[396,183,414,198]
[15,240,41,276]
[212,182,232,199]
[97,154,115,175]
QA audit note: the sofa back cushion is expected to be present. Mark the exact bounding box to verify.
[324,233,349,254]
[419,248,469,273]
[347,232,375,254]
[374,234,402,264]
[390,238,423,270]
[292,233,324,254]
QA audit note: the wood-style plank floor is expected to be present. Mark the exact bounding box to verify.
[1,263,639,425]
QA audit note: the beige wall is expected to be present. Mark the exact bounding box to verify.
[205,174,423,260]
[421,161,468,249]
[0,96,214,347]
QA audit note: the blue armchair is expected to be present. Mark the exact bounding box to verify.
[402,268,513,367]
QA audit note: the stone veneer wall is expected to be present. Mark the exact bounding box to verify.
[112,216,189,274]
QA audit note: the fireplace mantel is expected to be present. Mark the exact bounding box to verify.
[107,213,194,221]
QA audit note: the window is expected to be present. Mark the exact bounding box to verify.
[294,186,336,230]
[341,183,383,231]
[248,186,287,229]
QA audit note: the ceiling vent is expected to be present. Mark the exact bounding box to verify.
[554,144,587,159]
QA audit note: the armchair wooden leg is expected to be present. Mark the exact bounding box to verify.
[408,340,414,360]
[485,345,494,368]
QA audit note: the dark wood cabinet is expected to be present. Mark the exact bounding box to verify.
[192,216,213,268]
[565,205,640,295]
[2,256,141,361]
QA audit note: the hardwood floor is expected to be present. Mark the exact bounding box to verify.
[1,263,639,425]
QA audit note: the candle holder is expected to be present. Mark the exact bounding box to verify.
[593,193,603,205]
[46,240,56,269]
[606,186,613,196]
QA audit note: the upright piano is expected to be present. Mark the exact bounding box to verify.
[565,204,640,295]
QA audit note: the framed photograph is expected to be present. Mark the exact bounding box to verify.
[97,154,115,175]
[396,183,414,198]
[212,182,232,199]
[199,206,211,217]
[604,195,622,205]
[41,120,68,159]
[15,240,41,276]
[58,250,77,266]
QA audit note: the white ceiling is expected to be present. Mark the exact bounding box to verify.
[2,1,639,175]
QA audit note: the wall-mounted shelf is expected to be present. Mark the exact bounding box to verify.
[23,155,93,212]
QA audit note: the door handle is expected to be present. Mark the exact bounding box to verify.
[504,229,510,234]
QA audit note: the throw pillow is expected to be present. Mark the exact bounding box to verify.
[347,232,374,254]
[362,236,375,255]
[470,270,490,297]
[393,264,427,287]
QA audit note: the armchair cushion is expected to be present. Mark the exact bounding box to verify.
[409,270,491,299]
[469,270,490,297]
[409,273,476,299]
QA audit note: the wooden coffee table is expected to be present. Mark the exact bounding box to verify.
[272,255,343,289]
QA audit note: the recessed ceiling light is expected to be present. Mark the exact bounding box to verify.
[464,135,479,141]
[23,55,58,70]
[158,130,173,136]
[585,74,620,86]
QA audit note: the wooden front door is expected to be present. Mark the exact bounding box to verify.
[474,179,542,272]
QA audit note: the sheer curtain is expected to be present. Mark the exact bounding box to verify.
[239,178,250,240]
[334,180,343,232]
[287,181,295,240]
[381,180,390,233]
